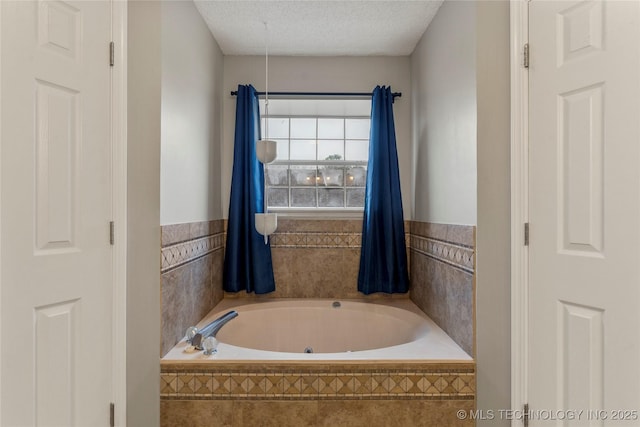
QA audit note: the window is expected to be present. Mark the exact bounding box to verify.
[260,99,370,212]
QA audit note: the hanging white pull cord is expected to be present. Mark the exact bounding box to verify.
[264,21,270,143]
[263,21,269,244]
[254,22,277,243]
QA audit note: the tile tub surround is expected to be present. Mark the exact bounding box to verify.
[409,221,475,356]
[161,220,225,357]
[226,218,411,299]
[160,361,475,427]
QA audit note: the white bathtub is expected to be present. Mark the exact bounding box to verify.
[162,298,472,362]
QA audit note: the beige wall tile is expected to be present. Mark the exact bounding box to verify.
[161,265,191,356]
[318,400,475,427]
[233,401,319,427]
[161,223,191,247]
[271,248,361,298]
[161,398,474,427]
[161,252,223,357]
[409,220,475,356]
[410,250,473,356]
[211,249,225,306]
[161,220,225,357]
[160,400,233,427]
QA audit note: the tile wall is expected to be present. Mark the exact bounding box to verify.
[224,218,409,300]
[408,221,475,356]
[161,220,226,357]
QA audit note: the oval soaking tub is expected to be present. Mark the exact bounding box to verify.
[216,299,424,353]
[163,298,472,362]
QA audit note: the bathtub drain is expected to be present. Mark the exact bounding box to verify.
[304,346,314,354]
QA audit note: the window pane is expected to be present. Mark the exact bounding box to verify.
[290,139,316,160]
[267,188,289,207]
[345,118,370,139]
[317,118,344,139]
[290,118,316,138]
[317,140,344,161]
[318,167,343,187]
[291,188,316,207]
[275,139,289,161]
[346,188,365,207]
[318,188,344,207]
[345,140,369,161]
[261,106,368,212]
[290,166,316,186]
[346,166,367,186]
[265,118,289,139]
[265,165,288,186]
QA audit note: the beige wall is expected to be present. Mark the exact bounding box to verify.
[476,1,511,425]
[410,0,477,225]
[160,1,224,225]
[221,56,412,219]
[127,1,161,425]
[410,1,511,423]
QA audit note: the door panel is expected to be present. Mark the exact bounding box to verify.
[529,0,640,423]
[1,1,113,425]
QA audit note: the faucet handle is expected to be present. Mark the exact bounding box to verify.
[185,326,198,343]
[191,333,204,350]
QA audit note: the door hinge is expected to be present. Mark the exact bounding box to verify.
[523,403,530,427]
[110,221,115,245]
[524,222,530,246]
[110,402,115,427]
[523,43,530,68]
[110,41,115,67]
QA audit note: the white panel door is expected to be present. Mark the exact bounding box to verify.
[1,1,113,426]
[529,0,640,424]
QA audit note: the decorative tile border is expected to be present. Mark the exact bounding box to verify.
[271,231,410,249]
[270,232,362,248]
[410,235,474,274]
[160,364,475,401]
[161,232,225,273]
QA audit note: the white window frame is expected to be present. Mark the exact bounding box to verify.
[263,114,370,218]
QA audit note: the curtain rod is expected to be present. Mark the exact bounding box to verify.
[230,90,402,100]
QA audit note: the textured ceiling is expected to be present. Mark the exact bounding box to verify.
[194,1,443,56]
